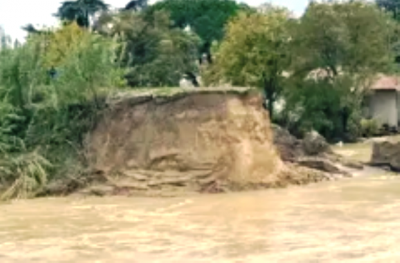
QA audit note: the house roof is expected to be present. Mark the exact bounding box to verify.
[370,75,400,91]
[282,71,400,91]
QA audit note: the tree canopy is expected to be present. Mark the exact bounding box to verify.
[96,10,201,87]
[55,0,109,28]
[292,1,394,79]
[286,1,394,139]
[42,22,86,68]
[377,0,400,20]
[205,7,292,119]
[145,0,252,63]
[124,0,148,11]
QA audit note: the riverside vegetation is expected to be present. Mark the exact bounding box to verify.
[0,0,399,200]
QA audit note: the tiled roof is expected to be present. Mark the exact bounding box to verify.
[371,75,400,90]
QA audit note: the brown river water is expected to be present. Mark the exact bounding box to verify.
[1,168,400,262]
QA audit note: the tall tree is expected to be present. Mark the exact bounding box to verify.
[376,0,400,64]
[55,0,109,28]
[0,26,12,50]
[96,10,200,87]
[42,22,86,68]
[377,0,400,20]
[290,1,394,89]
[287,0,394,139]
[124,0,148,11]
[22,24,43,35]
[145,0,252,64]
[205,7,292,119]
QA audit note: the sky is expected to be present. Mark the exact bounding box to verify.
[0,0,308,42]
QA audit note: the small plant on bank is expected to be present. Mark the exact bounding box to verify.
[360,118,380,138]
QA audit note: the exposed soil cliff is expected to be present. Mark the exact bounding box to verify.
[81,88,325,196]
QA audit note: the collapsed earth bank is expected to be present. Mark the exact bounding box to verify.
[39,87,360,197]
[70,87,337,196]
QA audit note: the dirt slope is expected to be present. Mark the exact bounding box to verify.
[84,88,325,195]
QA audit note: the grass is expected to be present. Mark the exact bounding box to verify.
[0,149,52,200]
[111,86,256,97]
[107,87,259,108]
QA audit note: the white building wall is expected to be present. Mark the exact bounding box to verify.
[370,90,398,127]
[397,91,400,125]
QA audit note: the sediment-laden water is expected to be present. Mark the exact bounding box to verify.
[1,171,400,262]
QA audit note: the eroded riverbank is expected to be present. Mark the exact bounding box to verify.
[1,171,400,262]
[1,131,399,262]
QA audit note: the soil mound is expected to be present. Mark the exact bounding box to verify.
[371,141,400,171]
[83,88,325,195]
[272,124,363,176]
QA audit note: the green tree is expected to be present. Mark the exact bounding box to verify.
[292,1,393,77]
[287,0,394,139]
[97,10,200,87]
[124,0,148,11]
[0,35,48,111]
[0,26,122,200]
[53,30,124,105]
[145,0,252,64]
[0,26,12,49]
[42,22,86,68]
[205,7,292,119]
[0,34,53,199]
[55,0,109,28]
[376,0,400,64]
[377,0,400,20]
[22,24,43,35]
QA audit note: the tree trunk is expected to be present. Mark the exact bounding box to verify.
[341,107,350,134]
[84,9,90,28]
[265,88,274,120]
[206,51,213,64]
[202,42,212,64]
[185,71,199,87]
[263,74,275,121]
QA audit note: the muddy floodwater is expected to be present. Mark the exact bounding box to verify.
[1,170,400,262]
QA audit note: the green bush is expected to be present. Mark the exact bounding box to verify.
[345,110,361,142]
[283,73,364,142]
[0,29,123,200]
[360,118,379,138]
[283,78,342,140]
[0,144,52,200]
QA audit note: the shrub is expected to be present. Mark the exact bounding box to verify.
[0,27,123,200]
[360,118,379,137]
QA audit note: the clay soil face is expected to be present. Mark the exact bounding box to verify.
[86,88,308,194]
